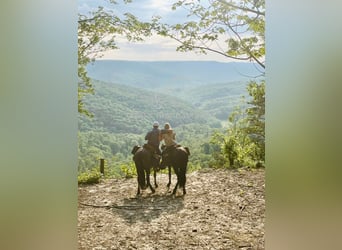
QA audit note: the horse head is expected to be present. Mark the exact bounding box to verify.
[131,145,141,155]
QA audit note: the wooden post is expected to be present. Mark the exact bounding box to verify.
[100,158,104,175]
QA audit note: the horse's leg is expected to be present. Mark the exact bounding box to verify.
[136,169,141,196]
[167,166,172,188]
[180,165,187,195]
[153,167,158,188]
[172,179,179,195]
[182,171,186,195]
[146,169,155,194]
[172,167,179,195]
[137,179,141,196]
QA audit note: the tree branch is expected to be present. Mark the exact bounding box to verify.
[225,21,265,69]
[168,34,251,61]
[217,0,265,16]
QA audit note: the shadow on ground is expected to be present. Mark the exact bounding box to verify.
[113,193,184,224]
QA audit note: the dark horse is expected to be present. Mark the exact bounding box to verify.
[131,145,160,195]
[161,145,190,195]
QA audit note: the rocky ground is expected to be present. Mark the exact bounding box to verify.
[78,168,265,250]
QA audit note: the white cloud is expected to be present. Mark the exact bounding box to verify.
[99,35,234,62]
[80,0,236,62]
[142,0,174,14]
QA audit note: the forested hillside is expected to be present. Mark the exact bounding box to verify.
[78,61,255,176]
[79,80,220,134]
[78,78,227,174]
[85,60,253,122]
[174,82,248,120]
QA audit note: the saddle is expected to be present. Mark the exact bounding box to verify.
[143,144,161,167]
[143,143,159,159]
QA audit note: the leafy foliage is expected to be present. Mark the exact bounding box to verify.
[245,80,265,161]
[78,130,143,173]
[154,0,265,71]
[120,162,137,178]
[78,1,154,116]
[150,0,266,168]
[210,80,265,168]
[78,168,102,184]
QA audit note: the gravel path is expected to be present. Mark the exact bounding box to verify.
[78,168,265,250]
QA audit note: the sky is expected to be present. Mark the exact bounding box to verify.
[78,0,234,62]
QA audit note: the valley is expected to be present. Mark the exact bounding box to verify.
[79,60,259,174]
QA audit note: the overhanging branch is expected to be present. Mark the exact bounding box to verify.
[217,0,265,16]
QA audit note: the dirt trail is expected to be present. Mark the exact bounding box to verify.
[78,168,265,250]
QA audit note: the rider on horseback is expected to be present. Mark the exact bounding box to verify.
[144,121,162,167]
[161,122,177,147]
[160,122,178,168]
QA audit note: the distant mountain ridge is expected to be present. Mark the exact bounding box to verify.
[85,60,256,122]
[79,80,220,135]
[86,60,261,89]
